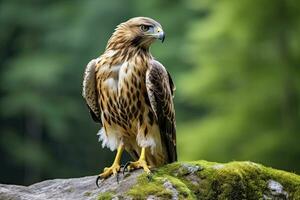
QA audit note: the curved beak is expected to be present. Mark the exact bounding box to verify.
[158,32,165,43]
[155,27,165,43]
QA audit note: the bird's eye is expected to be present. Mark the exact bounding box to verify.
[140,25,150,32]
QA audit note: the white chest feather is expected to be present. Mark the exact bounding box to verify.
[103,63,122,90]
[102,61,137,92]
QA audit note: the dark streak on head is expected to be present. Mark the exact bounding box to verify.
[131,36,143,47]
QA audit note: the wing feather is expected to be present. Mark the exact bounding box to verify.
[146,60,177,163]
[82,58,102,124]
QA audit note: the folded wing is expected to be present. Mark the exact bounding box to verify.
[82,58,102,124]
[146,60,177,163]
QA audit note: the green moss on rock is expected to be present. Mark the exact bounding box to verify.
[126,160,300,200]
[97,191,114,200]
[126,173,173,199]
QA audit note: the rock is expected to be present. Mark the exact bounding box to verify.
[0,160,300,200]
[263,180,289,200]
[163,178,179,200]
[0,169,141,200]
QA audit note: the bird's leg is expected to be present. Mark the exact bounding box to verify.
[124,147,151,174]
[96,144,123,186]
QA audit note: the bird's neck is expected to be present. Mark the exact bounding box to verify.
[104,45,152,66]
[104,30,154,64]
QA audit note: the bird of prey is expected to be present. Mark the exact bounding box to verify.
[82,17,176,183]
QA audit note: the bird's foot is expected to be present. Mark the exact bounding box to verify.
[96,163,121,187]
[123,159,151,174]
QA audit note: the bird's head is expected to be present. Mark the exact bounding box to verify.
[107,17,165,50]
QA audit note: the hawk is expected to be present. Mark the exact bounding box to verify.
[82,17,176,184]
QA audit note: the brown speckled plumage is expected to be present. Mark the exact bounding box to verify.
[82,17,176,167]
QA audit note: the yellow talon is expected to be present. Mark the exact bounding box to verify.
[99,163,121,179]
[97,145,123,183]
[126,147,151,174]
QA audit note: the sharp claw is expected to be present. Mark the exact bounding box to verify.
[116,172,119,184]
[96,176,101,188]
[122,162,131,175]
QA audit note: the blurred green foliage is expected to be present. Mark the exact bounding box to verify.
[178,0,300,172]
[0,0,299,185]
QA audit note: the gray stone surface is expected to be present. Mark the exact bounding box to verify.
[263,179,289,200]
[1,161,299,200]
[0,170,142,200]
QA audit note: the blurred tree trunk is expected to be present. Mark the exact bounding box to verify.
[24,112,42,185]
[278,0,298,133]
